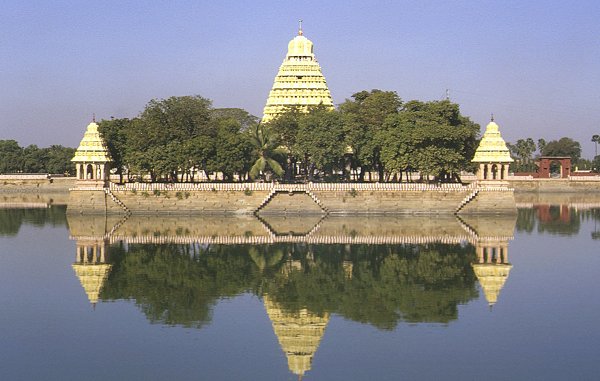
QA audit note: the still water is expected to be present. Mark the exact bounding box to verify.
[1,204,599,380]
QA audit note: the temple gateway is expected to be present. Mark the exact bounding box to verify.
[262,22,334,123]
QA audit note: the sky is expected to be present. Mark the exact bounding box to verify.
[1,1,599,158]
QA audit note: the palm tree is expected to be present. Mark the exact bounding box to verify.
[249,123,285,180]
[592,134,599,158]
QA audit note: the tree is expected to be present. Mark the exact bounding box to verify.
[542,137,582,162]
[45,145,76,174]
[128,95,214,181]
[379,100,479,182]
[0,140,23,173]
[267,106,303,180]
[249,123,285,181]
[339,90,402,181]
[592,155,600,172]
[537,138,547,154]
[295,107,346,181]
[508,138,537,172]
[211,108,259,131]
[99,118,133,183]
[209,118,253,181]
[592,134,599,158]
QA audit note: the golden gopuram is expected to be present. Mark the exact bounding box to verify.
[262,21,334,123]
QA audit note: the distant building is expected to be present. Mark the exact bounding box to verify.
[262,23,334,123]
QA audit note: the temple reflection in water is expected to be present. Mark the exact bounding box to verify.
[67,213,517,377]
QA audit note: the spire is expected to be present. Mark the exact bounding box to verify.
[490,113,494,122]
[262,25,333,122]
[92,113,96,123]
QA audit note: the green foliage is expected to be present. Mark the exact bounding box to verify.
[295,107,346,181]
[211,108,259,131]
[98,96,258,182]
[593,155,600,172]
[379,100,479,181]
[100,242,478,329]
[249,123,285,180]
[208,119,253,181]
[542,137,581,162]
[125,95,214,182]
[339,90,403,180]
[101,243,257,328]
[98,118,133,183]
[0,206,68,236]
[508,138,537,172]
[0,140,75,174]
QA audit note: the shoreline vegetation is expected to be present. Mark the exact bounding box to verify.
[2,91,597,185]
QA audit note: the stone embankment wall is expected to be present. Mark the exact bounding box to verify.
[67,214,517,246]
[67,182,516,215]
[0,176,76,193]
[508,178,600,193]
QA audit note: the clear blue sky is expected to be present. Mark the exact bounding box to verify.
[2,1,599,158]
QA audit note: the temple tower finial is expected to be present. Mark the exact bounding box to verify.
[298,19,303,35]
[92,113,96,123]
[491,113,494,122]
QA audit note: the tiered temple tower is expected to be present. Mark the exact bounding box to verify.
[472,118,514,184]
[263,295,329,378]
[262,22,334,123]
[71,119,112,188]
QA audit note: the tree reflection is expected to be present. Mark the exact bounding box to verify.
[99,242,478,329]
[0,206,67,236]
[100,243,257,328]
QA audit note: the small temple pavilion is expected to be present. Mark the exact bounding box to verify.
[262,22,334,123]
[71,119,112,187]
[71,238,112,307]
[472,247,513,309]
[472,118,513,183]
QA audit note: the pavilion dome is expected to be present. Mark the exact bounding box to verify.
[72,121,112,163]
[472,120,514,163]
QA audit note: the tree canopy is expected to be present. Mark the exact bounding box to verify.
[541,137,582,162]
[0,140,75,174]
